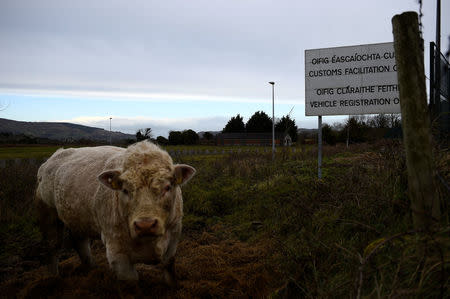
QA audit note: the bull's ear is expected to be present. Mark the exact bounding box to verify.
[98,170,123,190]
[174,164,196,185]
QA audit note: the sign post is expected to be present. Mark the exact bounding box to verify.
[305,42,400,178]
[318,115,322,179]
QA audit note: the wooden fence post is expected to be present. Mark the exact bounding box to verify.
[392,12,440,231]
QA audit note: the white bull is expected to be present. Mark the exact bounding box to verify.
[35,141,195,283]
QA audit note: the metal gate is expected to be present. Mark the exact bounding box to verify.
[429,42,450,141]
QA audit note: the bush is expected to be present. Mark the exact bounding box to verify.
[168,131,183,145]
[182,130,199,145]
[156,136,169,145]
[322,123,337,145]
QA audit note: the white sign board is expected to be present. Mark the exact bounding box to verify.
[305,42,400,116]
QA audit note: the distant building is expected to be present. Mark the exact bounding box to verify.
[216,132,285,146]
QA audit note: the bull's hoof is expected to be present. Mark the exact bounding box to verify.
[72,263,95,275]
[165,278,179,289]
[163,270,178,288]
[116,269,139,281]
[82,258,96,269]
[48,256,59,276]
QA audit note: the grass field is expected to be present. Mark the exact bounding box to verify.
[0,144,303,160]
[0,146,61,159]
[0,140,448,297]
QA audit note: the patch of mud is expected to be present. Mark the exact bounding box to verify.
[0,230,280,298]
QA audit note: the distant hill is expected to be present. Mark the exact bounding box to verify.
[0,118,135,142]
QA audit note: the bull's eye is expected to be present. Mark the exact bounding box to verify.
[122,189,129,195]
[164,185,172,193]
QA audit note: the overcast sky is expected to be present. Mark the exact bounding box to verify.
[0,0,449,137]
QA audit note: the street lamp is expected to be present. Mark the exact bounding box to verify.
[269,82,275,160]
[109,117,112,145]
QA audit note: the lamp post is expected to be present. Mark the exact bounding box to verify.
[269,81,275,160]
[109,117,112,145]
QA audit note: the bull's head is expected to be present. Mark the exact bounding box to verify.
[97,142,195,241]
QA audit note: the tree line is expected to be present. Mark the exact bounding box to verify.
[222,111,298,142]
[320,113,401,145]
[136,128,201,146]
[0,112,401,146]
[137,112,401,146]
[137,111,299,145]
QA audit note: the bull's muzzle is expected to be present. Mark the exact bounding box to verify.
[134,218,160,237]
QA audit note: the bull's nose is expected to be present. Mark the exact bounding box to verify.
[134,218,159,236]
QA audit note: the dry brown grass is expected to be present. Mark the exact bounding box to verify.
[1,229,280,298]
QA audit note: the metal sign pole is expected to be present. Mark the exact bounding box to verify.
[435,0,442,136]
[346,115,350,148]
[269,81,275,161]
[318,115,322,179]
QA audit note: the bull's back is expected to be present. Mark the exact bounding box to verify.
[37,148,77,207]
[37,146,124,234]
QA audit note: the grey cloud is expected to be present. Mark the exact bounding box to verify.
[1,0,448,103]
[69,116,229,137]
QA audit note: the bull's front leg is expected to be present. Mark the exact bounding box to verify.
[70,231,95,268]
[161,226,181,287]
[162,257,177,287]
[105,240,138,280]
